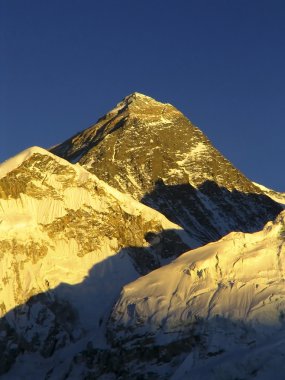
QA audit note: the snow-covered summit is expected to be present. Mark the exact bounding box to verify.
[0,146,52,178]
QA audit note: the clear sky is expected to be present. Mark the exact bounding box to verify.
[1,0,284,191]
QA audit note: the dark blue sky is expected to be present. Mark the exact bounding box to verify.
[1,0,284,190]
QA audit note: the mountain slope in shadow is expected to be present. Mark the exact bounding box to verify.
[141,179,282,246]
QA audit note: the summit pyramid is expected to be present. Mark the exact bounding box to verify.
[52,93,282,246]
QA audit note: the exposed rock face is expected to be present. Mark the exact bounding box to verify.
[0,147,189,376]
[51,93,282,246]
[108,211,285,379]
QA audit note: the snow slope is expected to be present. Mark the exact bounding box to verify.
[109,211,285,379]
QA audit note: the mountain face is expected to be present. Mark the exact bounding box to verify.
[0,147,190,376]
[108,211,285,379]
[51,93,282,246]
[1,93,284,379]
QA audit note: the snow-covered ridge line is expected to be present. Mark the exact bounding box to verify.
[253,181,285,207]
[0,146,68,179]
[0,146,189,233]
[0,145,92,181]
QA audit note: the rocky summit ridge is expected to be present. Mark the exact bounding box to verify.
[52,93,282,247]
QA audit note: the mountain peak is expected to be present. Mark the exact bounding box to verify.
[106,92,179,126]
[0,146,52,179]
[51,94,282,247]
[123,92,160,102]
[125,92,151,100]
[117,92,167,111]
